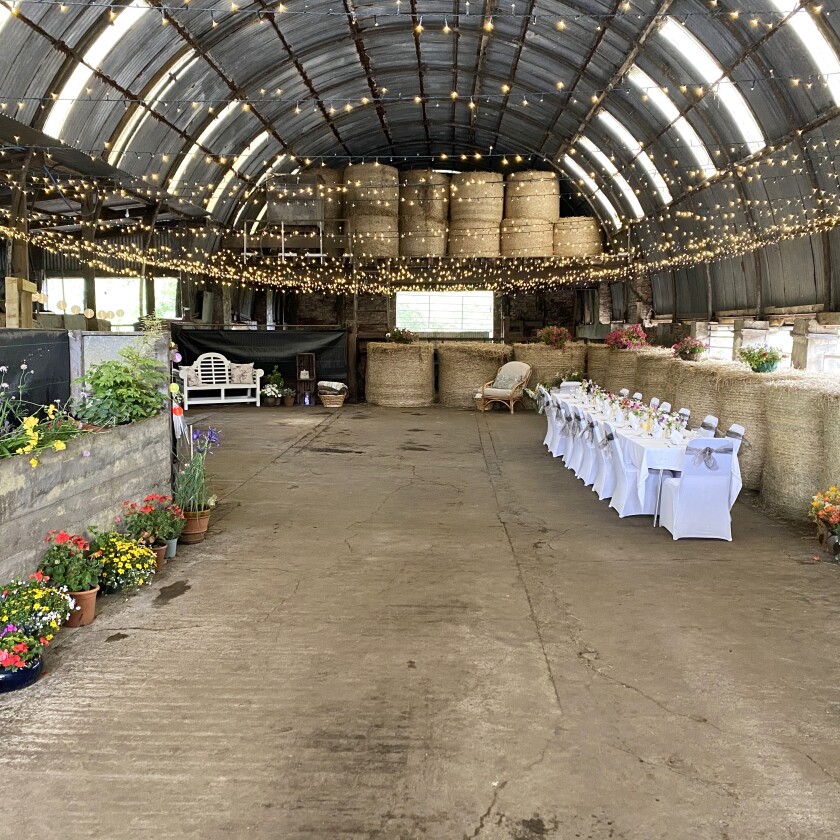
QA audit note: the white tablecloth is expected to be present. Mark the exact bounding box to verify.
[560,396,742,507]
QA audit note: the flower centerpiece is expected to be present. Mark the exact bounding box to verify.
[91,532,157,594]
[1,363,84,467]
[672,336,709,361]
[174,427,220,544]
[809,487,840,557]
[385,327,416,344]
[0,572,73,636]
[0,625,50,692]
[738,343,784,373]
[538,325,572,350]
[605,324,649,350]
[37,531,103,626]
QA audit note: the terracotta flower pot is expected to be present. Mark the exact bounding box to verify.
[0,656,44,693]
[282,396,295,407]
[263,396,278,406]
[180,510,212,544]
[65,585,100,628]
[152,542,166,573]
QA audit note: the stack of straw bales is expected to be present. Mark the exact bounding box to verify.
[605,349,639,396]
[399,169,449,257]
[317,167,344,256]
[586,344,611,387]
[438,343,511,408]
[673,360,744,428]
[501,171,558,258]
[512,342,587,388]
[633,348,673,404]
[365,343,435,406]
[344,163,399,258]
[448,172,504,256]
[553,217,603,257]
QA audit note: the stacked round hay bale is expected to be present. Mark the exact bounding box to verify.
[634,348,673,404]
[448,172,504,257]
[762,379,831,520]
[344,163,399,258]
[659,357,688,409]
[399,169,449,257]
[500,220,554,256]
[512,341,587,390]
[586,343,611,387]
[673,360,744,429]
[438,342,512,408]
[553,217,603,257]
[605,349,639,396]
[318,167,344,256]
[365,342,435,407]
[821,383,840,489]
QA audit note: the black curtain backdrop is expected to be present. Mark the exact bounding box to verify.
[0,329,71,408]
[171,327,347,383]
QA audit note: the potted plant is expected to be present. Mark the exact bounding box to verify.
[672,336,708,361]
[809,487,840,559]
[37,530,103,627]
[280,386,295,407]
[174,427,220,544]
[91,532,157,595]
[0,626,49,693]
[158,501,186,559]
[119,493,179,570]
[605,324,649,349]
[385,327,416,343]
[261,383,282,406]
[0,572,74,637]
[70,346,168,428]
[738,343,783,373]
[538,325,572,349]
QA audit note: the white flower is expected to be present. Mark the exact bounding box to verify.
[20,363,27,370]
[0,365,7,372]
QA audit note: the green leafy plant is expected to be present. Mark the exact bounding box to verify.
[38,530,103,592]
[385,328,416,343]
[119,494,185,543]
[265,366,285,388]
[738,343,784,372]
[280,387,295,397]
[71,346,167,426]
[174,427,220,513]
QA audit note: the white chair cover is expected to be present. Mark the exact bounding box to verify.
[619,388,630,398]
[725,423,746,456]
[567,405,587,474]
[649,397,660,410]
[659,402,671,414]
[592,420,617,501]
[606,422,659,517]
[697,415,719,438]
[659,439,735,540]
[551,399,573,459]
[632,392,642,401]
[577,415,598,485]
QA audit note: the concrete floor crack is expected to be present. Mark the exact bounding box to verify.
[464,780,508,839]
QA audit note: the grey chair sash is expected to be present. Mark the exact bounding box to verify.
[725,428,751,451]
[692,445,734,470]
[599,432,614,459]
[583,420,595,442]
[700,421,717,432]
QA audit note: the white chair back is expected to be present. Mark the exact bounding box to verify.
[619,388,630,398]
[725,423,746,455]
[659,402,671,414]
[698,415,719,438]
[678,408,691,421]
[632,392,642,401]
[649,397,660,410]
[536,384,549,414]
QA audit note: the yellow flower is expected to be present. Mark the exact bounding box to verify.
[30,457,39,468]
[46,404,57,419]
[22,416,38,430]
[169,383,180,395]
[53,440,66,451]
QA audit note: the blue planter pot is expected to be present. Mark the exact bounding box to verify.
[0,656,43,693]
[752,361,779,373]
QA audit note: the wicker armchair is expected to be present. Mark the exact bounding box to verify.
[475,361,532,414]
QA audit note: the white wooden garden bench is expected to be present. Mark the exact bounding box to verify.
[178,352,264,410]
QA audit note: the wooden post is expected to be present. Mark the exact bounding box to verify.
[347,291,359,402]
[141,203,161,316]
[9,152,34,282]
[703,262,714,322]
[80,194,104,327]
[4,276,37,328]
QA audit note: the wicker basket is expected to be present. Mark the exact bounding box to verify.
[319,393,346,408]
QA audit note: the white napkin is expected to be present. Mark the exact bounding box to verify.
[670,429,683,445]
[652,424,663,439]
[629,414,639,430]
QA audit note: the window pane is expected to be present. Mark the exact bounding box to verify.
[396,291,494,336]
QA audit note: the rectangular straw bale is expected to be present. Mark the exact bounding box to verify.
[674,361,744,429]
[715,368,768,490]
[605,349,639,396]
[633,348,673,405]
[586,343,610,387]
[438,342,512,408]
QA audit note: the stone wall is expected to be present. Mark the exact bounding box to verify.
[0,413,171,582]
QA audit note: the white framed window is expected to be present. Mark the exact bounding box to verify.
[396,291,494,336]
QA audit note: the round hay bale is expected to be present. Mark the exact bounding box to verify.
[657,357,688,409]
[365,343,435,407]
[438,342,512,408]
[505,171,559,221]
[512,342,587,388]
[343,163,399,217]
[448,219,500,257]
[605,349,639,396]
[672,360,742,428]
[500,219,554,257]
[400,169,449,223]
[350,214,399,258]
[762,381,828,520]
[634,348,673,404]
[318,167,344,256]
[586,343,611,387]
[553,217,603,257]
[399,225,447,257]
[823,391,840,489]
[449,172,505,223]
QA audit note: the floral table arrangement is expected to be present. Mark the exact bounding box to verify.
[605,324,649,350]
[37,531,103,627]
[91,532,157,595]
[738,343,784,373]
[809,487,840,559]
[175,427,220,544]
[672,336,709,361]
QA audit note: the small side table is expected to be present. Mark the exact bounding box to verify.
[296,353,316,405]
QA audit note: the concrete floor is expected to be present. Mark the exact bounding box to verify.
[2,405,840,840]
